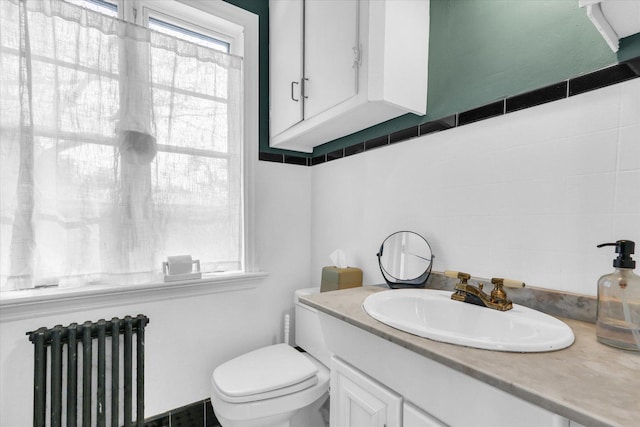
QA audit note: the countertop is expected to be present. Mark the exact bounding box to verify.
[300,285,640,427]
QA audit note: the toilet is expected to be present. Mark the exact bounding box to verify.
[210,288,331,427]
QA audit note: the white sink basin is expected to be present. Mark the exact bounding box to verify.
[362,289,575,352]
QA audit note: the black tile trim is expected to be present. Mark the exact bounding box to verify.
[345,142,365,157]
[171,401,205,427]
[260,55,640,166]
[311,154,327,165]
[506,81,568,113]
[258,152,284,163]
[327,148,345,161]
[458,100,505,126]
[145,399,220,427]
[205,399,220,427]
[284,155,308,166]
[364,135,389,151]
[144,414,169,427]
[626,56,640,75]
[419,114,456,135]
[569,59,640,96]
[389,126,419,144]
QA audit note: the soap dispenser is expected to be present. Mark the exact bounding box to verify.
[596,240,640,351]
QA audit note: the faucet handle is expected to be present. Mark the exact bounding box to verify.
[444,270,471,282]
[492,278,525,288]
[490,278,525,302]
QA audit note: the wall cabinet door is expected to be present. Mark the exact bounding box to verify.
[269,0,304,137]
[331,356,402,427]
[269,0,358,135]
[303,0,359,120]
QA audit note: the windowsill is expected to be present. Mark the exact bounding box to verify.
[0,271,269,323]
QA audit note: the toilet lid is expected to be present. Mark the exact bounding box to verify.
[213,343,318,401]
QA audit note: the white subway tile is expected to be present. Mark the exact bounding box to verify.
[562,129,618,175]
[312,76,640,297]
[561,84,622,136]
[519,214,567,251]
[565,172,616,215]
[614,170,640,215]
[619,78,640,127]
[618,124,640,171]
[612,214,640,242]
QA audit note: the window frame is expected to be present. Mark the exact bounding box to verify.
[0,0,262,318]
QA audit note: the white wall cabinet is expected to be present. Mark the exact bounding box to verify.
[579,0,640,52]
[331,356,402,427]
[269,0,430,153]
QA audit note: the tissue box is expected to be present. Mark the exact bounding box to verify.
[320,266,363,292]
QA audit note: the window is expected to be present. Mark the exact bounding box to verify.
[0,0,255,293]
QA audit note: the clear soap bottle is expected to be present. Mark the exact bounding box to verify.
[596,240,640,351]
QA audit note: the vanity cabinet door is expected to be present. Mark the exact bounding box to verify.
[331,356,402,427]
[403,402,448,427]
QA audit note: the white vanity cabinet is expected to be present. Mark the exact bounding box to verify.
[331,355,450,427]
[268,0,430,153]
[331,356,402,427]
[403,402,447,427]
[320,312,574,427]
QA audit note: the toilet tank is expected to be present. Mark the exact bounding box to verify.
[294,287,331,367]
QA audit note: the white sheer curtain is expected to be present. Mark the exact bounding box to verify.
[0,0,244,291]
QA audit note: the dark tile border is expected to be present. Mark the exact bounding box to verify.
[327,148,344,162]
[345,142,365,157]
[458,100,505,126]
[506,81,568,113]
[390,126,419,144]
[569,57,640,96]
[259,55,640,166]
[311,154,326,166]
[284,155,308,166]
[145,399,220,427]
[258,151,283,163]
[171,401,205,427]
[259,152,309,166]
[365,134,389,151]
[419,114,457,135]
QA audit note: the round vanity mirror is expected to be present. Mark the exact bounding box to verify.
[377,231,434,289]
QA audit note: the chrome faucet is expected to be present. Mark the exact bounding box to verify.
[445,270,525,311]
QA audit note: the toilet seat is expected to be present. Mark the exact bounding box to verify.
[212,343,319,404]
[210,348,330,426]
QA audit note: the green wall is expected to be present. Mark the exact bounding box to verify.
[227,0,640,158]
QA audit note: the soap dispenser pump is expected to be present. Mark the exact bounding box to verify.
[596,240,640,351]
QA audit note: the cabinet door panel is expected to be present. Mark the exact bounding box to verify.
[269,0,304,137]
[304,0,359,120]
[331,357,401,427]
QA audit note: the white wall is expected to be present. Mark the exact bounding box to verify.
[0,161,312,423]
[1,72,637,426]
[310,79,640,296]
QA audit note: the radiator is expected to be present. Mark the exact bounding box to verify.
[27,315,150,427]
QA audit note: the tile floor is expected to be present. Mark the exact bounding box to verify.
[144,398,220,427]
